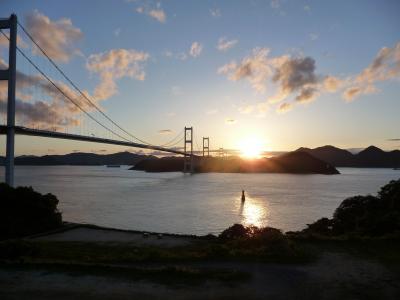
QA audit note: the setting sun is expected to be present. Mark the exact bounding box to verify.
[238,136,265,159]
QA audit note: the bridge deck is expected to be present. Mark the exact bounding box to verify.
[0,125,190,156]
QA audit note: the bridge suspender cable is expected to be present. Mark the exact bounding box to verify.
[17,21,155,146]
[0,30,133,143]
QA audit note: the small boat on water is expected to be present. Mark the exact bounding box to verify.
[106,165,121,168]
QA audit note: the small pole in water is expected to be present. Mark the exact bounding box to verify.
[241,190,246,202]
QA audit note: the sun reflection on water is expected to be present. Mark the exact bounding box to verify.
[238,196,268,228]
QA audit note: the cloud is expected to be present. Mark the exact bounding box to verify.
[219,48,319,103]
[217,37,238,52]
[158,129,173,135]
[218,48,273,93]
[219,42,400,113]
[270,56,319,103]
[0,98,78,129]
[323,75,343,92]
[217,48,338,112]
[86,48,150,101]
[163,50,187,61]
[25,10,83,63]
[343,86,362,101]
[236,102,268,117]
[0,32,28,49]
[295,87,318,103]
[277,102,292,113]
[210,8,221,18]
[148,9,166,23]
[0,59,86,128]
[225,118,237,124]
[136,4,166,23]
[164,42,203,61]
[342,42,400,101]
[189,42,203,57]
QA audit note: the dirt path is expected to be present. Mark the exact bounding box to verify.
[1,251,399,300]
[31,225,195,247]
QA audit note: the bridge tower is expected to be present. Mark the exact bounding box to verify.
[183,126,193,173]
[202,137,209,157]
[0,14,17,187]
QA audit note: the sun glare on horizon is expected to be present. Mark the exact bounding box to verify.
[238,136,267,159]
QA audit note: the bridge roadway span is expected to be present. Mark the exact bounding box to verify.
[0,125,191,156]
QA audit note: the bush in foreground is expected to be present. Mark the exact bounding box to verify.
[0,183,62,240]
[217,224,302,260]
[299,179,400,238]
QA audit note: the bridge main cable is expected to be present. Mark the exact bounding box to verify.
[0,33,132,144]
[17,21,154,146]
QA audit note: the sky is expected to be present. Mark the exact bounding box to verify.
[0,0,399,156]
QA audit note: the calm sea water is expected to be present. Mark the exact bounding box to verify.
[1,166,399,235]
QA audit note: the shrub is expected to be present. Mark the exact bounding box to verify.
[0,183,62,240]
[300,179,400,238]
[219,224,250,240]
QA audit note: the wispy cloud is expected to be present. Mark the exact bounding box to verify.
[158,129,173,135]
[342,42,400,101]
[135,3,166,23]
[25,10,83,63]
[190,42,203,57]
[210,8,221,18]
[277,102,292,113]
[148,9,166,23]
[217,37,238,52]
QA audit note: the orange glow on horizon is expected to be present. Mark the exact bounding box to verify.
[237,135,268,159]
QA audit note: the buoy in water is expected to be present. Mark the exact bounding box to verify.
[241,190,246,202]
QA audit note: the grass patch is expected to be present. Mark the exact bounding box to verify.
[0,262,250,286]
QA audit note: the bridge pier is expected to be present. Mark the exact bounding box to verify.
[1,14,17,187]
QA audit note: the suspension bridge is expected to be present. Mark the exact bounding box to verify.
[0,14,235,186]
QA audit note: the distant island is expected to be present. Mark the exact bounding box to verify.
[131,151,339,175]
[297,145,400,168]
[1,145,398,171]
[0,151,153,166]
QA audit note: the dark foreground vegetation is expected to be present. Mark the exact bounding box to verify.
[296,178,400,238]
[0,179,399,297]
[0,184,62,240]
